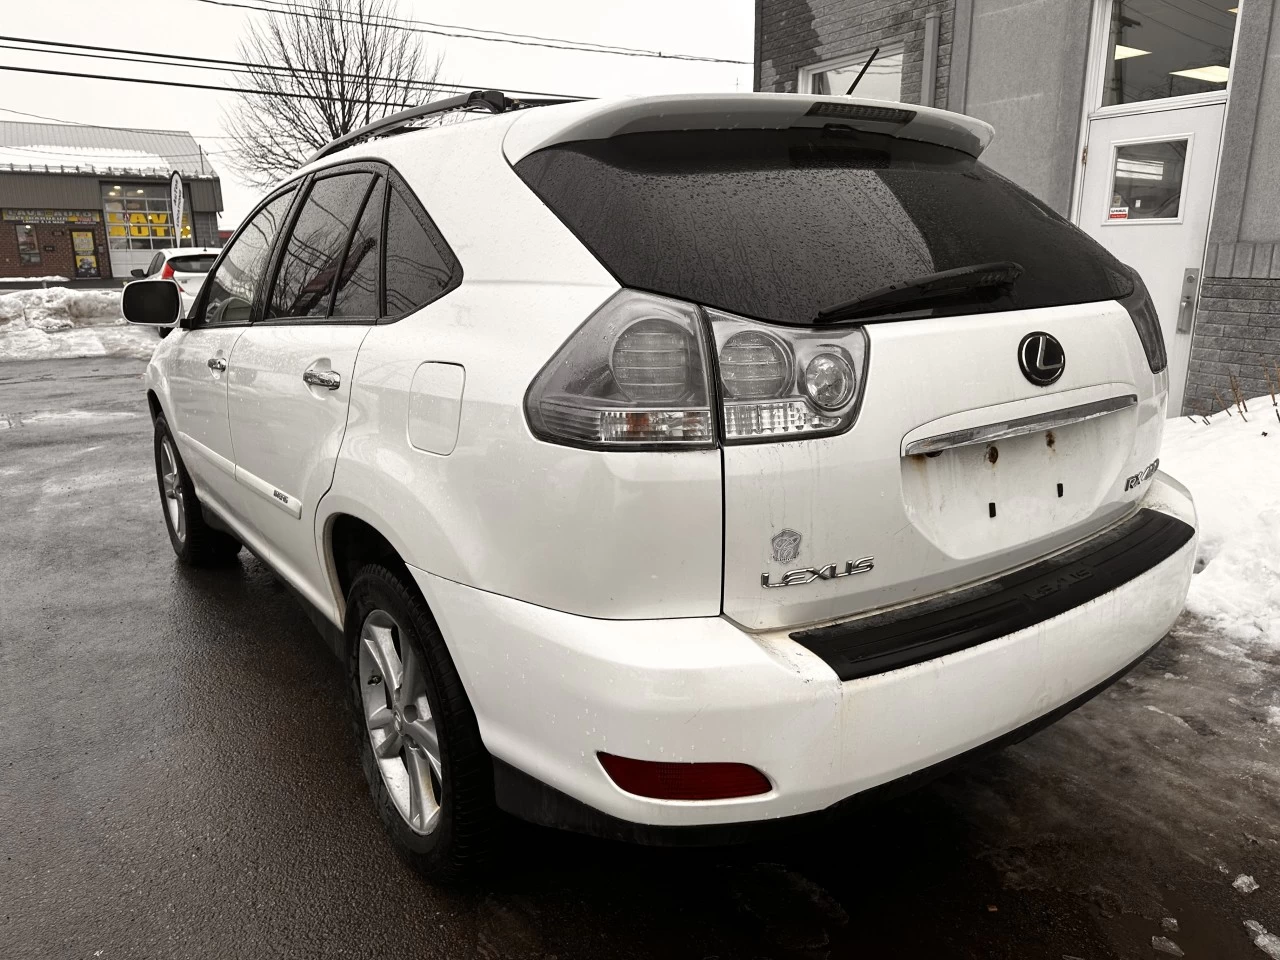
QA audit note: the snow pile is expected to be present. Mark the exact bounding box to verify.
[0,287,156,362]
[0,144,170,173]
[1161,397,1280,650]
[0,276,69,283]
[1246,921,1280,960]
[1234,873,1261,894]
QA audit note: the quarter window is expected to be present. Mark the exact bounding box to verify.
[384,185,455,317]
[331,177,384,319]
[268,172,374,319]
[198,188,296,326]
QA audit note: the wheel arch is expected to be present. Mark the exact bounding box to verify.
[319,503,423,627]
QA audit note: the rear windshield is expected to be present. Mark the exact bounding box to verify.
[514,128,1133,326]
[168,254,217,274]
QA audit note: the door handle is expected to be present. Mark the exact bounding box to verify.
[1177,267,1200,334]
[207,357,227,371]
[303,369,341,390]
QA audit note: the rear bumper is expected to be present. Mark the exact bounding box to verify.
[410,473,1196,835]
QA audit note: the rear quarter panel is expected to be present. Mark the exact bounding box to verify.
[320,118,724,620]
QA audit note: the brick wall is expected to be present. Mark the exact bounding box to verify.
[1183,278,1280,416]
[757,0,955,108]
[0,220,112,280]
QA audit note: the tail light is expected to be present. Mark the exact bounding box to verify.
[525,290,715,448]
[160,262,175,280]
[1120,268,1167,374]
[598,753,771,800]
[707,309,867,443]
[525,290,868,449]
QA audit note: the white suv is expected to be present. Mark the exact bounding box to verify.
[123,92,1197,879]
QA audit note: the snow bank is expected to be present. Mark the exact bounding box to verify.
[0,144,170,173]
[1161,397,1280,650]
[0,276,68,283]
[0,287,155,362]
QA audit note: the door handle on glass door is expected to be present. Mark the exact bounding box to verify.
[1177,267,1200,334]
[207,357,227,371]
[303,369,341,390]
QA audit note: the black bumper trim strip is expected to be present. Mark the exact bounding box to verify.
[790,508,1193,682]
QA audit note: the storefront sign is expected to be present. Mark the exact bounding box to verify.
[2,209,101,224]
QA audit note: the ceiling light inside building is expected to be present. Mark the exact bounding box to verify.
[1170,65,1230,83]
[1116,158,1166,180]
[1114,44,1151,59]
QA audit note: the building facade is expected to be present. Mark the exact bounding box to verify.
[756,0,1278,415]
[0,121,222,283]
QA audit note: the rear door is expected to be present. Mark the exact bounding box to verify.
[514,124,1170,632]
[165,188,297,513]
[226,167,383,612]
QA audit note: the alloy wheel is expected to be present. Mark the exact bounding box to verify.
[358,609,443,835]
[159,436,185,543]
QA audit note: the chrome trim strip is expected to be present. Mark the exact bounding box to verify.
[903,394,1139,457]
[176,430,235,476]
[234,463,303,519]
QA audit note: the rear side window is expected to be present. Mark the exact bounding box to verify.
[199,187,295,326]
[268,172,374,319]
[514,128,1133,326]
[383,185,457,317]
[331,177,383,319]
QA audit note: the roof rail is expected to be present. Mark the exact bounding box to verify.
[306,89,580,164]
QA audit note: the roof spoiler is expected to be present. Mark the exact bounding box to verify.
[503,93,995,163]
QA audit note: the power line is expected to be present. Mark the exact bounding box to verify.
[244,0,716,58]
[0,61,579,108]
[0,62,417,104]
[188,0,751,64]
[0,34,588,100]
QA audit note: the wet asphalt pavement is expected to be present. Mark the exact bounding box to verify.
[2,356,1279,960]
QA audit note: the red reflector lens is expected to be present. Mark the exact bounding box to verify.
[598,753,770,800]
[161,263,174,280]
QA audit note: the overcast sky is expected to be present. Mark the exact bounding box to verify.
[1,0,753,227]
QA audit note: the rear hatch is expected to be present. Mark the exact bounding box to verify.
[167,253,217,300]
[510,96,1169,631]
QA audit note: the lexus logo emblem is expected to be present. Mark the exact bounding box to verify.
[1018,332,1065,386]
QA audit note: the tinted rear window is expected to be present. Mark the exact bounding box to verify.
[515,128,1132,326]
[167,255,216,274]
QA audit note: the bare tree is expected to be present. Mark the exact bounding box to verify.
[225,0,443,188]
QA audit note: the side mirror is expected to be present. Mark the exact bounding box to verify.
[130,268,146,278]
[122,279,182,327]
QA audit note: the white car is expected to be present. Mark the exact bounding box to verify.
[130,247,220,323]
[123,91,1197,879]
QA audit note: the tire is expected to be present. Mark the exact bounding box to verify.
[153,414,242,565]
[345,563,497,880]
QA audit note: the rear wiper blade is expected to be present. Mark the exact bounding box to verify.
[814,261,1024,325]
